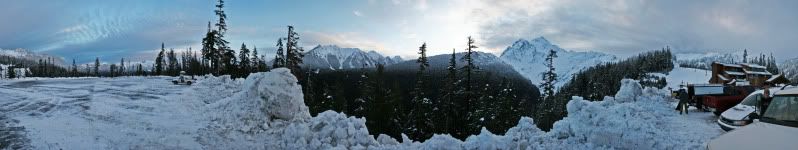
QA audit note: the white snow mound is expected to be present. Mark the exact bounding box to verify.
[198,69,717,149]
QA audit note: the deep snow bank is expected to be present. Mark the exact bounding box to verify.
[200,70,716,149]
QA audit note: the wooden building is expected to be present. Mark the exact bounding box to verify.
[709,62,773,86]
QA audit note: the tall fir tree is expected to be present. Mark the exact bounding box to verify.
[168,48,178,76]
[120,58,125,76]
[71,59,78,77]
[213,0,231,75]
[461,36,479,135]
[273,38,286,68]
[540,49,558,100]
[285,26,304,77]
[441,48,459,137]
[94,57,100,76]
[238,43,252,76]
[408,43,432,139]
[156,43,166,75]
[251,46,260,72]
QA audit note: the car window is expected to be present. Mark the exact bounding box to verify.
[762,95,798,127]
[740,93,762,106]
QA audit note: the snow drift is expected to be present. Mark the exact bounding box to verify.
[198,69,719,149]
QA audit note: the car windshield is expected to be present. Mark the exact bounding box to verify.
[761,95,798,127]
[739,93,762,106]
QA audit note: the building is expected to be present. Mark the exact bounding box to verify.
[709,62,773,86]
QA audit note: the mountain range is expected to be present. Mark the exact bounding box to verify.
[302,45,403,70]
[499,37,618,87]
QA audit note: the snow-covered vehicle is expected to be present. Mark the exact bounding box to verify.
[707,87,798,150]
[716,88,780,131]
[702,86,755,115]
[172,71,195,85]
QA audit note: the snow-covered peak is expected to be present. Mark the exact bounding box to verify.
[501,37,565,58]
[303,45,403,70]
[499,37,617,87]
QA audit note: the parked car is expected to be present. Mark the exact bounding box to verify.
[706,87,798,150]
[172,71,195,85]
[716,88,779,131]
[702,86,755,115]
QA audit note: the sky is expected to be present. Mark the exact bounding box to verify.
[1,0,798,63]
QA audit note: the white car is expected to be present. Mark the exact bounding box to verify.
[717,88,780,131]
[172,71,195,85]
[707,87,798,150]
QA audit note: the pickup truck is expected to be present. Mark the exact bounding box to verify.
[702,86,754,116]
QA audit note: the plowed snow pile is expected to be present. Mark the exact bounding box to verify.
[201,70,722,149]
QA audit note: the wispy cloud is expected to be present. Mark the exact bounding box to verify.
[353,10,364,17]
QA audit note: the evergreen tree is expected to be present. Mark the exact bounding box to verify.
[251,46,260,72]
[201,22,219,75]
[168,48,179,76]
[743,49,748,63]
[120,58,125,76]
[408,43,432,139]
[285,26,304,77]
[441,48,459,137]
[71,59,78,77]
[94,57,100,76]
[461,36,479,135]
[238,43,252,76]
[540,49,558,100]
[7,66,15,79]
[137,64,144,76]
[156,43,166,75]
[110,64,117,77]
[273,38,286,68]
[221,46,237,76]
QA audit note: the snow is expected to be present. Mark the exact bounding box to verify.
[1,68,724,149]
[500,37,618,88]
[303,45,403,70]
[665,65,713,89]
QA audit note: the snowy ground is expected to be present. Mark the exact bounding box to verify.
[1,69,723,149]
[665,65,713,89]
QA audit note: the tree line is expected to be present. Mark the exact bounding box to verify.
[301,37,540,141]
[534,48,674,130]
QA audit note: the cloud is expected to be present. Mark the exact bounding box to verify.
[353,10,364,17]
[469,0,798,58]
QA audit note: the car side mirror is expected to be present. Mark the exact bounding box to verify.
[749,113,760,120]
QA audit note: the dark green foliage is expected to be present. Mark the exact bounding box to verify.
[285,26,304,78]
[156,43,166,75]
[273,38,286,68]
[302,62,539,141]
[534,48,674,131]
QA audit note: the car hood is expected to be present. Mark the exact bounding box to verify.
[708,122,798,150]
[720,105,755,120]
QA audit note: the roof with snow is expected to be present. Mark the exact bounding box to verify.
[743,70,772,76]
[766,74,791,84]
[717,75,729,81]
[715,62,742,68]
[741,63,766,69]
[724,71,745,76]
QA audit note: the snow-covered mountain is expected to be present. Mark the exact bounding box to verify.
[388,51,522,76]
[0,48,65,65]
[674,51,742,70]
[499,37,617,87]
[780,58,798,83]
[302,45,403,70]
